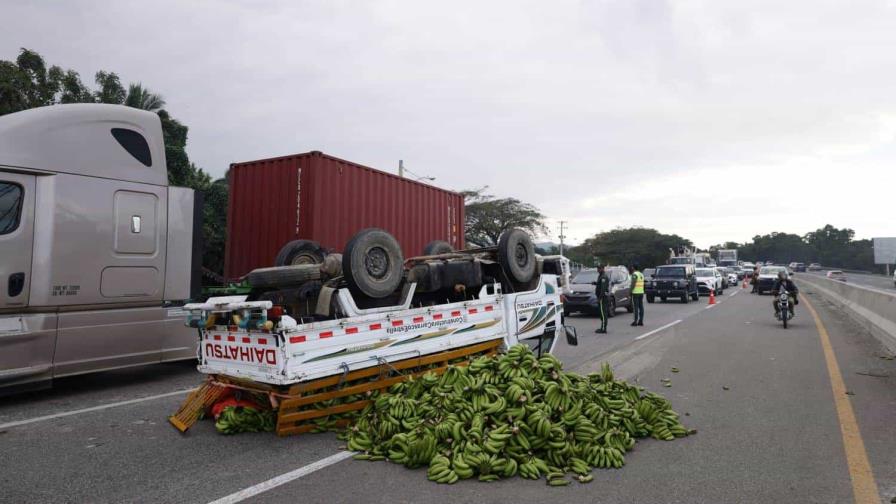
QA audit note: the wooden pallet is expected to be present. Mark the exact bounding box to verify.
[168,379,231,433]
[275,339,502,436]
[169,339,502,436]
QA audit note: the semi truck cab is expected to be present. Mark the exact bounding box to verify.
[0,104,201,392]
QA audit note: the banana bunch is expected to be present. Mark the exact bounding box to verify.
[343,344,692,486]
[214,406,276,435]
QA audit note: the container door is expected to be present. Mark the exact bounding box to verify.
[0,173,34,307]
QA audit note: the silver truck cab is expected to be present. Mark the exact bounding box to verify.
[0,104,200,392]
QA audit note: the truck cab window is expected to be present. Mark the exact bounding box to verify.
[111,128,152,167]
[0,182,23,234]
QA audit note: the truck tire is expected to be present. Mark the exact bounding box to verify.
[343,228,404,299]
[422,240,454,256]
[497,228,536,284]
[274,240,326,266]
[247,264,321,289]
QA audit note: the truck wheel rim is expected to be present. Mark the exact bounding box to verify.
[290,253,318,265]
[515,243,529,268]
[364,246,390,279]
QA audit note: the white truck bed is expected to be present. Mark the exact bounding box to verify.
[185,278,563,385]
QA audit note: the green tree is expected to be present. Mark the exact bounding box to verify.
[124,83,165,111]
[0,48,229,278]
[567,227,693,268]
[462,187,549,247]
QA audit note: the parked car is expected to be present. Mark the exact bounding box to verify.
[563,266,633,317]
[808,263,822,271]
[756,266,788,294]
[696,268,724,295]
[826,270,847,282]
[646,265,699,303]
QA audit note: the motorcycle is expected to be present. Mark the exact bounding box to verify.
[775,290,794,328]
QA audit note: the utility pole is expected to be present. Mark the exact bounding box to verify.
[398,159,404,178]
[558,220,568,256]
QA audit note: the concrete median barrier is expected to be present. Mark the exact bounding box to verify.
[796,275,896,353]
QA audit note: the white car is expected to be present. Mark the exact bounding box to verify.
[727,272,739,286]
[696,268,724,295]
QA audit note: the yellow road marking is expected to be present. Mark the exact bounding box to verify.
[802,296,880,504]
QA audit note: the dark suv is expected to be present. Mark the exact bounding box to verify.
[646,265,699,303]
[563,266,633,317]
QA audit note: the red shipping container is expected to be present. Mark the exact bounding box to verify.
[225,151,465,278]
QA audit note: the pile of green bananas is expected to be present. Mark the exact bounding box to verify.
[345,344,692,485]
[215,406,276,434]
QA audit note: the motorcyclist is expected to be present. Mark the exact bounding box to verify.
[771,270,798,316]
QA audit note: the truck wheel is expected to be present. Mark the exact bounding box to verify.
[422,240,454,256]
[497,228,536,283]
[274,240,326,266]
[343,228,404,299]
[247,264,321,289]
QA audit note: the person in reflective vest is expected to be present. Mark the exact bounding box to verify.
[629,265,645,326]
[594,264,610,334]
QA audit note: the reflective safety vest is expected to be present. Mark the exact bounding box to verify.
[632,271,645,294]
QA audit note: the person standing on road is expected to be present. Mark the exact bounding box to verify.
[751,265,760,293]
[595,264,610,334]
[629,265,645,326]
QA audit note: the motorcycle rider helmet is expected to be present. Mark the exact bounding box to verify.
[777,270,787,280]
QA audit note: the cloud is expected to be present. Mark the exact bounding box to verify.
[2,0,894,247]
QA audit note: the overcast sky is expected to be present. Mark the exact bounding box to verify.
[3,0,894,247]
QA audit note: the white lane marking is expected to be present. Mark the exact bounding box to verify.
[729,290,739,297]
[0,388,195,430]
[705,303,717,310]
[207,451,355,504]
[634,319,682,340]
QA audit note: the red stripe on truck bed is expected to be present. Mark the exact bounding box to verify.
[392,320,403,327]
[319,331,333,339]
[433,314,443,320]
[289,335,306,343]
[369,323,382,330]
[346,327,358,334]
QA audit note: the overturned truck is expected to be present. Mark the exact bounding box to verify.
[174,229,575,435]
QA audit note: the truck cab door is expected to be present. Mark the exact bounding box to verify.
[0,172,56,388]
[0,173,34,307]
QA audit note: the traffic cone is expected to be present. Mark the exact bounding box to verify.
[709,289,716,305]
[742,277,748,289]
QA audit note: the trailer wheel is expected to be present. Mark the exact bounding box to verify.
[274,240,326,266]
[422,240,454,256]
[247,264,321,289]
[343,228,404,299]
[497,228,536,284]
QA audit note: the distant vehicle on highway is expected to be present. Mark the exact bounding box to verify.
[726,271,739,286]
[826,270,848,282]
[808,263,822,271]
[647,265,699,303]
[756,266,788,294]
[696,268,724,294]
[794,263,807,272]
[563,266,632,317]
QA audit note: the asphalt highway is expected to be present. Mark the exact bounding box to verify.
[1,285,894,504]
